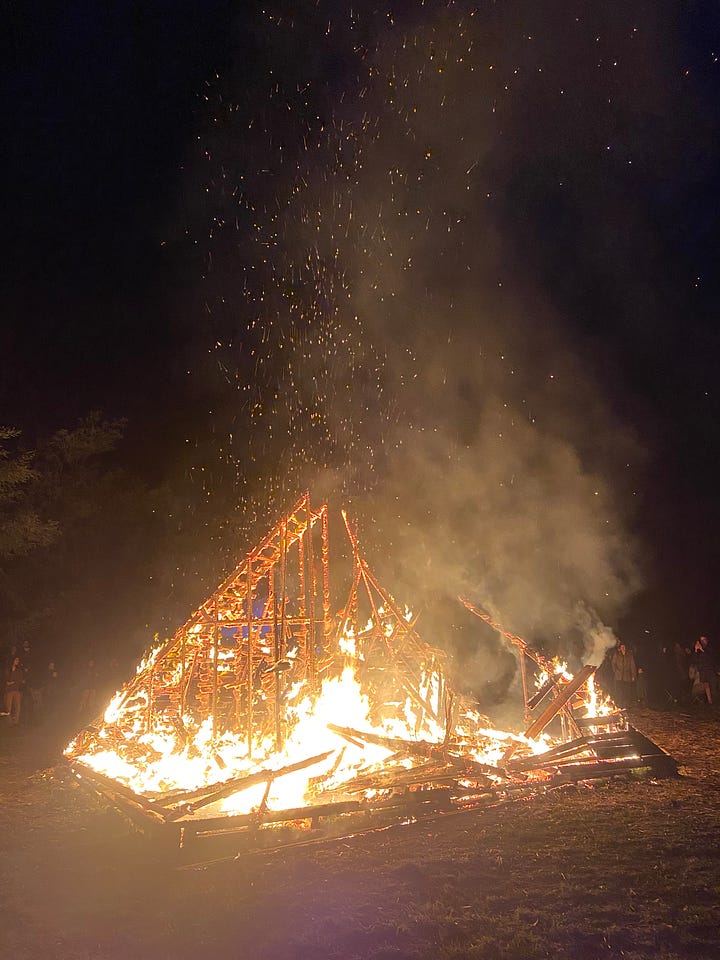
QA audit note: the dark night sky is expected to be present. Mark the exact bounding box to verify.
[4,2,238,434]
[4,2,720,654]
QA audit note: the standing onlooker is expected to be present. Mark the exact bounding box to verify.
[3,642,19,669]
[4,656,26,725]
[691,636,714,705]
[611,642,638,707]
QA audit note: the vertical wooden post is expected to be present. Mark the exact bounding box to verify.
[212,601,220,741]
[339,564,362,640]
[180,631,186,716]
[298,503,307,665]
[246,558,254,757]
[146,668,154,734]
[278,521,288,676]
[298,534,306,617]
[520,652,530,725]
[305,499,317,688]
[321,505,331,649]
[271,563,282,750]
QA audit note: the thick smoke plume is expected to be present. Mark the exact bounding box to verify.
[193,3,655,691]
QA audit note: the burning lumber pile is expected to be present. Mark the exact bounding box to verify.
[64,494,676,859]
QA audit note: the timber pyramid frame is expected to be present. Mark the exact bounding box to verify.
[66,494,678,862]
[74,493,458,756]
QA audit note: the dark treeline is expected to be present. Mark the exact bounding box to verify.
[0,414,247,677]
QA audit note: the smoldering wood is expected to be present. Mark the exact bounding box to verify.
[164,749,335,821]
[504,727,660,773]
[545,755,671,784]
[181,799,364,835]
[523,665,597,740]
[315,759,460,798]
[526,677,558,710]
[504,735,593,771]
[573,712,626,729]
[69,762,168,825]
[326,723,442,757]
[64,499,679,862]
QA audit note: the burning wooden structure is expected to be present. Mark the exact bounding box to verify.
[65,494,677,861]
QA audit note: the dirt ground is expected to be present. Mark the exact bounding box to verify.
[1,706,719,960]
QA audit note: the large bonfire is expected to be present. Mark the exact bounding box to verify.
[64,494,675,854]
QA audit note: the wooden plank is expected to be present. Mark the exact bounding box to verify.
[546,754,675,783]
[188,799,363,835]
[326,724,502,777]
[524,665,596,740]
[527,677,558,710]
[165,749,334,820]
[504,736,592,772]
[323,762,460,797]
[327,723,440,757]
[626,727,679,762]
[573,712,625,729]
[69,762,168,826]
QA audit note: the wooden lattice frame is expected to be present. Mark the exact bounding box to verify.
[85,493,332,754]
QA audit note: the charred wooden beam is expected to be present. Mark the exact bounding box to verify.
[504,735,592,772]
[184,799,364,836]
[397,675,440,724]
[308,747,346,788]
[527,677,557,711]
[326,724,502,778]
[524,665,596,740]
[69,761,168,825]
[546,755,671,784]
[573,712,626,729]
[626,727,679,764]
[318,758,457,797]
[166,749,335,821]
[327,723,437,757]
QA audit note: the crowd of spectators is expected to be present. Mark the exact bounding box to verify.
[1,640,123,729]
[596,634,719,709]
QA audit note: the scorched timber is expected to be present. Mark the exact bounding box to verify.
[326,724,502,778]
[63,496,679,861]
[523,665,596,739]
[162,751,335,821]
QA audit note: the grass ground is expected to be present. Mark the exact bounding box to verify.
[1,706,719,959]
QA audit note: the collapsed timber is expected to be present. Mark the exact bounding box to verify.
[68,723,677,862]
[64,494,677,861]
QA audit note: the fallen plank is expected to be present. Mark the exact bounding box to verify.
[327,724,502,777]
[69,761,168,826]
[545,755,676,784]
[165,750,335,821]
